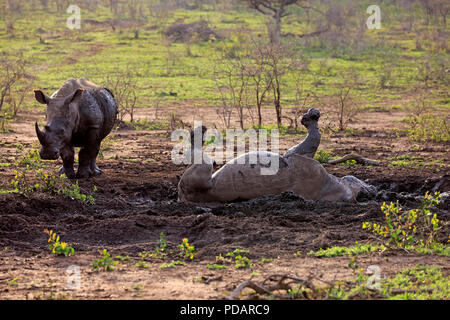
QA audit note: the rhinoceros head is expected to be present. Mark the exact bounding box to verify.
[34,88,84,160]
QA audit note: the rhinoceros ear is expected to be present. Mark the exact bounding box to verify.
[34,90,50,105]
[67,88,84,105]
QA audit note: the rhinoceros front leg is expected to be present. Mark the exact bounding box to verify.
[59,145,75,179]
[76,146,94,179]
[76,131,101,179]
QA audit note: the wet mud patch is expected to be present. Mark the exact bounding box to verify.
[1,179,448,260]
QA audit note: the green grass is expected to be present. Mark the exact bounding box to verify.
[383,265,449,300]
[206,264,228,270]
[328,265,450,300]
[411,243,450,257]
[159,260,186,269]
[388,155,424,168]
[308,242,386,258]
[0,3,447,131]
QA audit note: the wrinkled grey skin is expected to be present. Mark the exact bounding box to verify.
[34,78,117,179]
[178,108,377,203]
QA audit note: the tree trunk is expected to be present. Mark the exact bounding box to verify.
[273,81,282,129]
[257,101,262,128]
[267,14,282,44]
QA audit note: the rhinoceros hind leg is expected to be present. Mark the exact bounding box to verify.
[90,144,102,176]
[284,108,321,159]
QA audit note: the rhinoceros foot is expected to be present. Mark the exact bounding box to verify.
[91,163,102,176]
[76,167,91,179]
[59,166,75,179]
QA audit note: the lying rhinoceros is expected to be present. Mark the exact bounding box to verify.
[34,78,117,178]
[178,108,376,203]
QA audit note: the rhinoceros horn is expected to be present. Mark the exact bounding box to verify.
[35,122,46,144]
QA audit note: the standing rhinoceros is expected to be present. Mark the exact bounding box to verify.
[34,78,118,178]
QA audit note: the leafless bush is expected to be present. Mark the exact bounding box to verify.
[263,42,306,129]
[405,89,433,118]
[0,51,33,115]
[245,39,276,128]
[329,70,363,132]
[213,37,307,130]
[168,112,186,132]
[419,0,449,26]
[283,78,317,133]
[101,64,139,123]
[213,52,251,129]
[333,87,359,132]
[415,53,449,88]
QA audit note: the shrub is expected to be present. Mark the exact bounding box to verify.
[406,114,450,143]
[10,149,97,204]
[363,192,442,248]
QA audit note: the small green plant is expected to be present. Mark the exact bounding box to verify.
[338,159,357,167]
[8,277,18,286]
[363,192,441,249]
[308,242,385,258]
[156,232,167,253]
[413,243,450,257]
[207,264,228,270]
[314,149,334,164]
[387,155,424,168]
[226,248,250,257]
[10,149,42,194]
[215,253,231,264]
[178,238,196,260]
[92,249,118,271]
[135,260,149,269]
[260,257,274,263]
[160,260,185,269]
[59,181,97,205]
[10,149,97,204]
[235,255,252,269]
[44,229,74,257]
[115,255,132,261]
[348,257,358,271]
[294,250,302,257]
[225,248,252,269]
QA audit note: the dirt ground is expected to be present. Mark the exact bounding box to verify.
[0,105,449,300]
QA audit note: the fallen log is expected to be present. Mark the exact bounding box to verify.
[328,154,380,166]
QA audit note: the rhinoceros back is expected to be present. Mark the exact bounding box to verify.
[67,79,117,141]
[89,88,118,140]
